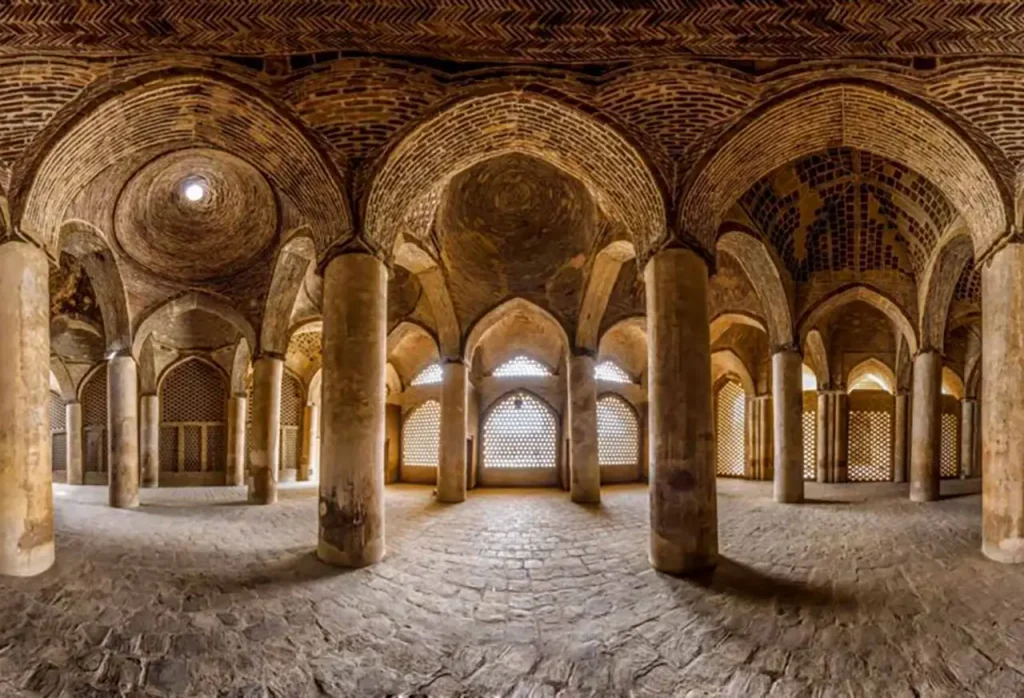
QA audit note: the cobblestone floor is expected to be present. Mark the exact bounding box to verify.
[4,477,1018,696]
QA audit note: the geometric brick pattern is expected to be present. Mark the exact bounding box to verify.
[280,372,303,427]
[715,380,745,478]
[941,412,960,479]
[803,408,817,480]
[848,409,893,482]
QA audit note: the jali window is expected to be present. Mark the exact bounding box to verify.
[492,355,551,377]
[594,361,632,384]
[597,394,638,466]
[402,400,440,467]
[715,380,745,477]
[482,391,557,468]
[410,363,443,386]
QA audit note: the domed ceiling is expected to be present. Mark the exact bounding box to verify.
[114,148,277,282]
[437,153,598,330]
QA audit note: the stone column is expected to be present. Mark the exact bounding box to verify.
[981,241,1024,562]
[0,241,53,577]
[107,354,139,509]
[438,360,468,503]
[960,398,977,478]
[910,351,942,502]
[833,391,849,483]
[645,246,716,575]
[893,391,910,483]
[66,401,83,486]
[318,252,387,568]
[748,395,772,481]
[139,393,159,488]
[226,394,246,486]
[772,349,804,503]
[247,356,282,504]
[815,392,830,483]
[569,353,601,504]
[298,404,314,482]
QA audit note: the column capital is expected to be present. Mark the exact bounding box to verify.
[977,224,1024,268]
[571,347,598,360]
[640,234,715,276]
[771,344,801,357]
[253,350,285,363]
[316,235,388,275]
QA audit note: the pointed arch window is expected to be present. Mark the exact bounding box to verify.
[410,363,443,386]
[594,360,633,384]
[402,400,441,467]
[482,391,557,468]
[492,355,551,377]
[597,394,639,466]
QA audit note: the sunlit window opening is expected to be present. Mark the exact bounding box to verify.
[402,400,441,467]
[594,360,632,384]
[597,394,638,466]
[410,363,443,386]
[715,380,746,477]
[848,373,892,393]
[802,364,818,391]
[848,409,892,481]
[492,355,551,377]
[482,391,557,468]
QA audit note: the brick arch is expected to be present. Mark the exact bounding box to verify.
[365,91,667,257]
[709,312,767,345]
[387,321,441,388]
[261,232,317,356]
[15,71,349,257]
[681,81,1011,259]
[464,297,570,375]
[711,349,755,397]
[847,357,896,394]
[919,229,974,353]
[576,240,636,352]
[131,292,257,361]
[716,229,793,350]
[798,284,919,357]
[392,239,460,360]
[802,329,831,390]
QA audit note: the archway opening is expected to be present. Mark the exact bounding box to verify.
[480,391,559,487]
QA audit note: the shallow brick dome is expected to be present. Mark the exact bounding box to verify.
[113,148,277,282]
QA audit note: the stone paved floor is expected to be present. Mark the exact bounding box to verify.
[4,477,1021,697]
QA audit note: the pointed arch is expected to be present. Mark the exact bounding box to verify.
[393,239,460,359]
[847,358,896,394]
[157,355,229,393]
[711,349,755,397]
[681,81,1010,259]
[229,338,252,397]
[798,285,918,357]
[919,229,974,353]
[261,233,317,356]
[132,292,257,360]
[710,312,768,345]
[15,71,348,256]
[576,240,636,352]
[387,321,441,387]
[366,91,667,255]
[49,355,76,402]
[464,297,570,375]
[942,366,965,400]
[802,329,830,390]
[597,315,648,380]
[716,229,794,350]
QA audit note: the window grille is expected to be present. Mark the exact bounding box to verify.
[402,400,441,467]
[482,391,557,468]
[81,367,107,473]
[280,373,303,426]
[50,392,66,431]
[594,361,632,384]
[848,409,893,482]
[492,355,551,377]
[159,360,228,473]
[50,392,67,472]
[715,381,745,477]
[411,363,443,386]
[288,331,322,375]
[802,408,817,480]
[597,394,638,466]
[940,412,960,478]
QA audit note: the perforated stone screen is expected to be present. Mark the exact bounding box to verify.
[492,355,551,377]
[281,372,303,427]
[848,410,893,482]
[161,360,227,423]
[941,412,960,478]
[595,361,632,384]
[483,391,557,469]
[411,363,443,386]
[50,391,66,473]
[715,380,745,477]
[597,394,638,466]
[402,399,440,467]
[803,408,817,480]
[50,392,65,431]
[81,367,107,427]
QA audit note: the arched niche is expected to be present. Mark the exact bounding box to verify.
[716,229,794,350]
[387,321,441,389]
[576,240,637,352]
[711,349,755,397]
[465,298,570,379]
[847,358,896,394]
[132,292,257,360]
[597,316,647,382]
[942,366,965,400]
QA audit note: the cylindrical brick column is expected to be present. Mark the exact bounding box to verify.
[960,398,977,478]
[226,395,246,486]
[107,354,139,509]
[910,350,942,502]
[569,353,601,504]
[756,395,772,481]
[139,394,159,488]
[318,252,387,568]
[247,356,282,504]
[893,391,910,483]
[815,392,829,483]
[438,360,468,503]
[981,242,1024,562]
[833,392,849,483]
[307,403,320,480]
[66,401,83,486]
[645,246,716,575]
[298,404,314,482]
[772,349,804,503]
[0,241,54,576]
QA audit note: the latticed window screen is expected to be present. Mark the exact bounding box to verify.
[597,394,638,466]
[483,391,557,468]
[492,355,551,377]
[595,361,632,384]
[715,381,745,477]
[50,392,66,431]
[848,410,893,482]
[280,373,303,471]
[402,400,441,467]
[159,360,228,473]
[802,409,816,480]
[941,412,960,478]
[411,363,443,386]
[50,392,66,472]
[81,367,107,473]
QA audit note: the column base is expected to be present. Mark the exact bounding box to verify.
[909,485,939,503]
[570,490,601,505]
[317,540,384,569]
[650,535,718,576]
[437,492,466,504]
[983,539,1024,564]
[0,541,54,578]
[774,491,805,504]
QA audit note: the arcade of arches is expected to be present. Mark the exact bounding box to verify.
[7,6,1024,694]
